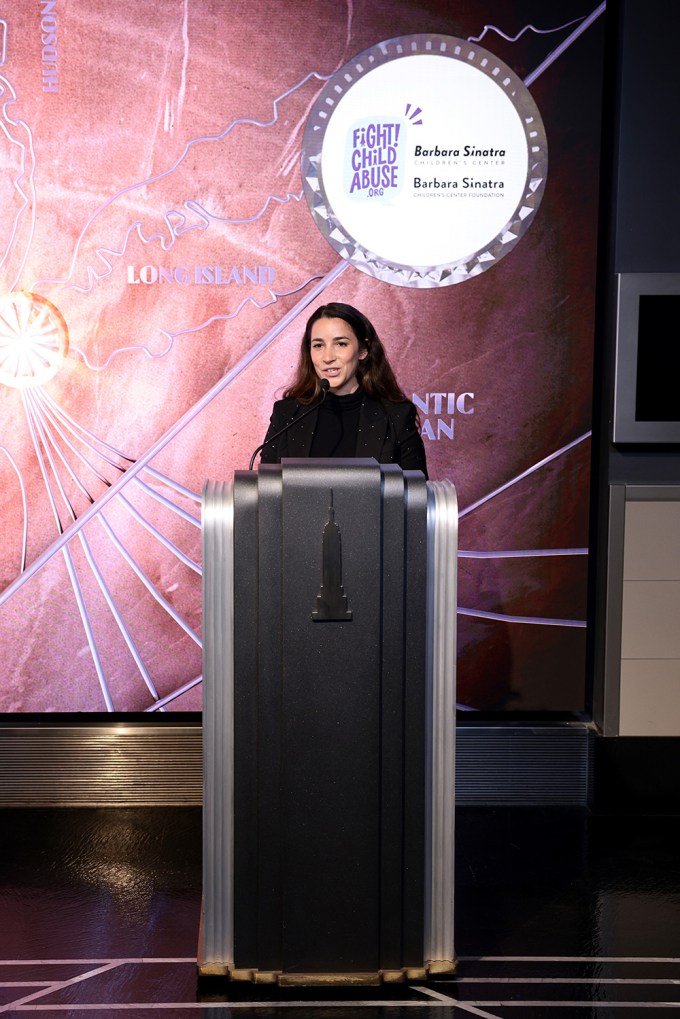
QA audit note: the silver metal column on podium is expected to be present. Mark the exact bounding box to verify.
[425,479,458,973]
[201,481,234,971]
[200,467,457,982]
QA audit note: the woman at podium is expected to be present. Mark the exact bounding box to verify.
[259,302,427,476]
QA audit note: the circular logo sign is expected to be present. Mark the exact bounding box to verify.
[301,34,548,288]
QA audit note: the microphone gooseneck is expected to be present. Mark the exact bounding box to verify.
[248,379,331,470]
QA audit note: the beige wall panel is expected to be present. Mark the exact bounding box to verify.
[620,580,680,659]
[624,502,680,580]
[620,659,680,736]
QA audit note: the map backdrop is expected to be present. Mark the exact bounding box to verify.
[0,1,605,713]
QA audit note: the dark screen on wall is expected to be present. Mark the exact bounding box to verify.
[636,295,680,422]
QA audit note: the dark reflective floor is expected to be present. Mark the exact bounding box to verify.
[1,806,679,1016]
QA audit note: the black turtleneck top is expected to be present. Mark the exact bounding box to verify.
[309,388,364,458]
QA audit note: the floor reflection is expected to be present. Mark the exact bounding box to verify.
[1,806,679,1016]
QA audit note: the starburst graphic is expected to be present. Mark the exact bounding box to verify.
[404,102,423,125]
[0,291,68,389]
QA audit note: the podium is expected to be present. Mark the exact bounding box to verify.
[200,459,457,985]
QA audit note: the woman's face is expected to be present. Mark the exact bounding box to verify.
[309,317,367,395]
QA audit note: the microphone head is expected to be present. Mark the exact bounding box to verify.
[319,378,331,392]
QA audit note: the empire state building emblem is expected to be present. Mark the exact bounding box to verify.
[311,490,353,622]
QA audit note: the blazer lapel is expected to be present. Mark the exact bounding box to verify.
[285,404,318,458]
[355,397,388,459]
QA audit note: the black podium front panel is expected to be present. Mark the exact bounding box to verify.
[231,459,427,979]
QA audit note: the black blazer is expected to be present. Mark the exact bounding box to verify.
[260,394,428,477]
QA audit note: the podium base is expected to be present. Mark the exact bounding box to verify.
[196,961,458,986]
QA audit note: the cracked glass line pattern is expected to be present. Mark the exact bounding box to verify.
[0,1,605,712]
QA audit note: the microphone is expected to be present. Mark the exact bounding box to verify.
[248,379,330,470]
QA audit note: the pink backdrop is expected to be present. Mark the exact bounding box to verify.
[0,1,605,712]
